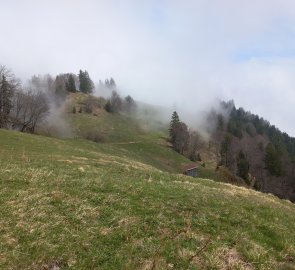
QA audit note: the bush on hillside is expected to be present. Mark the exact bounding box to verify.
[84,96,97,114]
[104,91,122,113]
[83,130,106,143]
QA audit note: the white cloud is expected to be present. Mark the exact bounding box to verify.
[1,0,295,134]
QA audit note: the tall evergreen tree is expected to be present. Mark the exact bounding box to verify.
[79,70,94,93]
[169,111,180,141]
[169,112,190,154]
[66,74,76,92]
[0,75,13,128]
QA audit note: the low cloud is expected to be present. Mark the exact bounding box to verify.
[1,0,295,135]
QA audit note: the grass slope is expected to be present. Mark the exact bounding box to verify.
[65,93,231,180]
[66,93,191,174]
[1,129,295,270]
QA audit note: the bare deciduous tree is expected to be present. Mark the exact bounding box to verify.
[10,89,49,133]
[172,122,190,154]
[187,130,205,161]
[0,65,20,128]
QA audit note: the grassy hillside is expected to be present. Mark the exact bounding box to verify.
[1,129,295,270]
[63,93,193,174]
[64,93,238,182]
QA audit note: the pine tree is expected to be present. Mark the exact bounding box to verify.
[0,75,13,128]
[79,70,94,93]
[169,111,180,141]
[66,74,76,92]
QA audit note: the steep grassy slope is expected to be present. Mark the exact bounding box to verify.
[1,129,295,270]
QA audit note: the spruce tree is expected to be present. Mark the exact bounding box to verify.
[169,111,180,141]
[79,70,94,93]
[66,74,76,92]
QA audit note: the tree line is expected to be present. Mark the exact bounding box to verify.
[169,101,295,194]
[0,66,49,132]
[0,64,137,134]
[204,99,295,202]
[217,101,290,178]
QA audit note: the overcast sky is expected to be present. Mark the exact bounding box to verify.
[1,0,295,135]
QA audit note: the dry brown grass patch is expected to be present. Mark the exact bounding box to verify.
[206,247,254,270]
[99,227,112,236]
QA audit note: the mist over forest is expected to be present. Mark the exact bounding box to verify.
[1,2,295,269]
[1,63,295,203]
[2,1,295,136]
[1,0,295,202]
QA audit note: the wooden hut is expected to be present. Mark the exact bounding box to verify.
[183,164,198,177]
